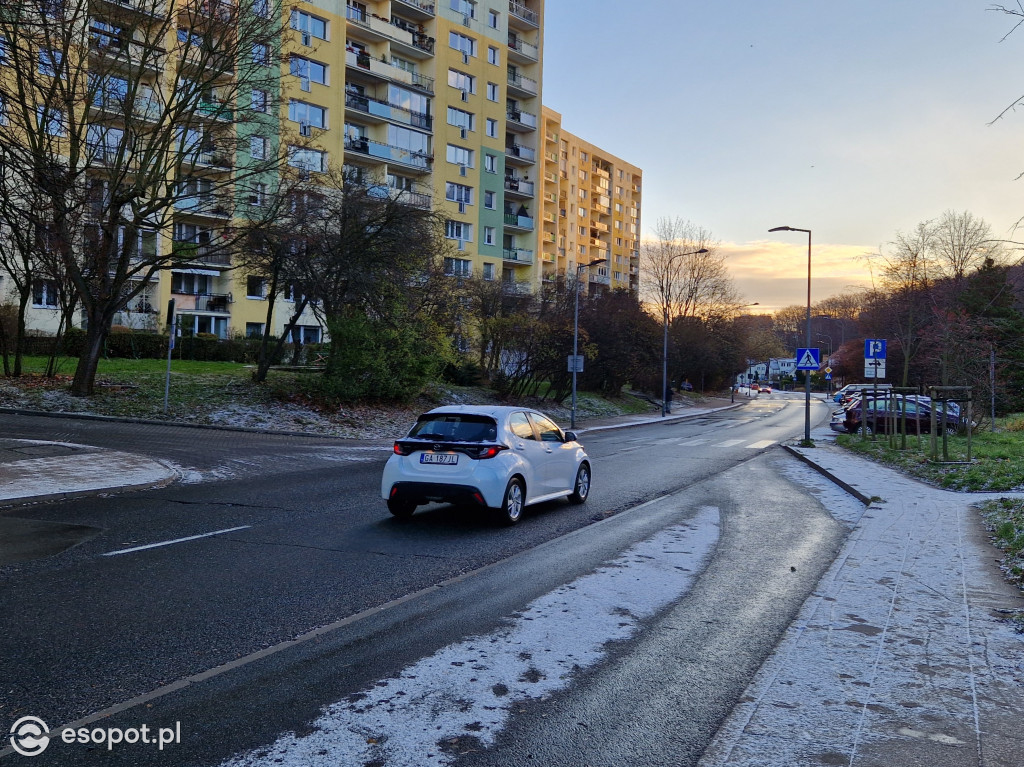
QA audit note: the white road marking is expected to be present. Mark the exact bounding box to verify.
[221,507,721,767]
[102,526,252,557]
[676,438,709,446]
[746,440,776,449]
[715,439,746,448]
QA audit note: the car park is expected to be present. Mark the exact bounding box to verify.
[381,405,591,524]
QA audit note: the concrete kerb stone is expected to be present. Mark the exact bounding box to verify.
[781,443,873,506]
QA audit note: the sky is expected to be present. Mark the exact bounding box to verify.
[541,1,1024,313]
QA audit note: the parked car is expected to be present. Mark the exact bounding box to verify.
[843,396,966,436]
[381,406,591,524]
[750,384,760,392]
[760,385,772,394]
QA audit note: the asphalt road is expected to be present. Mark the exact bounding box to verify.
[0,394,838,765]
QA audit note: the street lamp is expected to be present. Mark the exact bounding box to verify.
[769,226,813,443]
[662,249,708,417]
[571,257,607,430]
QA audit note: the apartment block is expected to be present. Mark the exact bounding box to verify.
[4,0,640,343]
[540,107,642,295]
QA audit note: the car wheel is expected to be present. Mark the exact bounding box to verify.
[568,462,590,504]
[387,497,416,518]
[944,423,958,436]
[498,477,524,525]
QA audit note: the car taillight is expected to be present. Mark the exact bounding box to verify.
[393,441,412,456]
[473,445,507,460]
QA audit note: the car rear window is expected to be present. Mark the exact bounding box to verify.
[408,414,498,442]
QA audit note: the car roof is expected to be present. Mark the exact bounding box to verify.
[421,405,550,420]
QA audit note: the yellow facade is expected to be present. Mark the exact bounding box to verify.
[539,107,642,295]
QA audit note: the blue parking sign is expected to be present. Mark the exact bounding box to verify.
[865,339,886,359]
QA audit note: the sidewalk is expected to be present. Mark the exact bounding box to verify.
[700,427,1024,767]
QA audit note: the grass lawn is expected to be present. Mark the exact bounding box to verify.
[836,416,1024,492]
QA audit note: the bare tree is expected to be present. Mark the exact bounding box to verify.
[640,217,739,323]
[0,0,287,394]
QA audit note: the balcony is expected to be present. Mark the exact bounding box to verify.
[171,242,231,267]
[505,107,537,132]
[344,135,431,172]
[392,0,436,20]
[501,247,534,264]
[345,91,432,130]
[503,212,534,231]
[508,0,539,29]
[345,7,435,58]
[507,33,539,62]
[175,196,232,220]
[589,268,611,286]
[345,50,434,93]
[169,291,232,313]
[507,71,538,98]
[504,142,536,166]
[503,176,534,197]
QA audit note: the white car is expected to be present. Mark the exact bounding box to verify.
[381,405,591,524]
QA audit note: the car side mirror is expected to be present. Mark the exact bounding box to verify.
[564,431,578,443]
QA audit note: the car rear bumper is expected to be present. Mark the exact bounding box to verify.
[385,481,489,508]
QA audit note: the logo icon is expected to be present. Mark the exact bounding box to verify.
[10,717,50,757]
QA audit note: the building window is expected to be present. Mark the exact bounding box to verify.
[37,106,65,136]
[450,0,476,16]
[482,262,495,280]
[288,146,327,173]
[449,32,477,57]
[38,49,62,77]
[291,325,322,344]
[483,226,495,245]
[487,46,499,65]
[32,279,58,308]
[290,10,328,40]
[445,221,472,242]
[249,182,266,206]
[252,44,269,65]
[246,276,265,298]
[446,144,474,167]
[250,135,267,159]
[290,56,328,86]
[446,182,473,204]
[446,106,474,132]
[483,153,497,173]
[246,322,265,338]
[484,190,495,209]
[289,100,327,129]
[444,257,472,277]
[251,89,268,112]
[486,82,499,101]
[487,9,499,28]
[447,69,475,93]
[485,118,498,138]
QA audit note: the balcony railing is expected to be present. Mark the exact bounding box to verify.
[344,136,431,170]
[345,50,434,93]
[345,8,435,54]
[507,71,538,95]
[506,108,537,129]
[345,91,432,130]
[503,212,534,230]
[508,0,539,26]
[503,177,534,196]
[392,0,435,16]
[507,34,539,60]
[171,241,231,266]
[505,143,536,162]
[501,247,534,264]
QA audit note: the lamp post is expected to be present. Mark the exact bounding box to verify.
[662,248,708,417]
[571,257,607,430]
[769,226,813,442]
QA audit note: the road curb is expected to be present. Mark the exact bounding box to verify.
[577,403,743,434]
[0,472,177,510]
[781,444,873,506]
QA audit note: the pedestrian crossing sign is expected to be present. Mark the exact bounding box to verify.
[795,348,821,370]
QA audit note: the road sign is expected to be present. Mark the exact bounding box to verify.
[824,366,832,374]
[795,348,821,370]
[825,373,832,380]
[567,355,584,373]
[864,339,886,359]
[865,359,886,378]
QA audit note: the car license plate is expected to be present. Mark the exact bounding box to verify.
[420,453,458,465]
